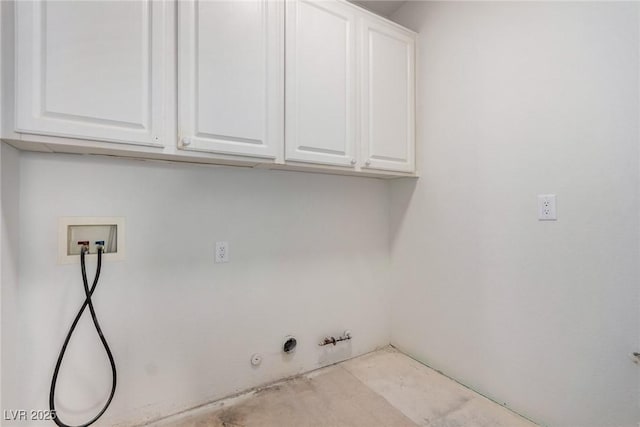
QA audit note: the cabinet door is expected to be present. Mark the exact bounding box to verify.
[285,0,357,167]
[361,18,415,173]
[15,1,167,147]
[178,0,283,159]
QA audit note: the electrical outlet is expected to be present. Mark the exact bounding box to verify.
[215,241,229,263]
[538,194,557,221]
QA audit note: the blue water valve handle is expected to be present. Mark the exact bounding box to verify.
[95,241,105,251]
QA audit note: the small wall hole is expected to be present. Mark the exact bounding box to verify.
[283,336,297,354]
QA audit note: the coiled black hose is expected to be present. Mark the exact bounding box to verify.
[49,247,117,427]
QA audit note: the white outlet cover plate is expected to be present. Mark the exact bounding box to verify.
[215,241,229,263]
[538,194,557,221]
[58,217,125,264]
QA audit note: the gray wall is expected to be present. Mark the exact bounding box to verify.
[390,2,640,426]
[4,151,391,426]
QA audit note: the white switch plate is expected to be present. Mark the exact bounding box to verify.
[538,194,557,221]
[215,241,229,263]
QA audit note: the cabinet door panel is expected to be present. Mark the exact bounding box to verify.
[361,19,415,173]
[285,0,357,167]
[16,0,166,146]
[179,0,283,159]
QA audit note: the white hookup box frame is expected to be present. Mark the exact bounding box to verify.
[58,217,126,264]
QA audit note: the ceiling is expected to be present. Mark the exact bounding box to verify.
[351,0,407,18]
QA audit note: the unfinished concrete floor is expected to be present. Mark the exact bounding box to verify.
[153,347,537,427]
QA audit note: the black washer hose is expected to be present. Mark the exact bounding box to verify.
[49,247,117,427]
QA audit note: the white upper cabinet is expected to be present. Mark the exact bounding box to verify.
[15,0,167,147]
[7,0,416,177]
[285,0,357,167]
[360,17,415,173]
[178,0,283,160]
